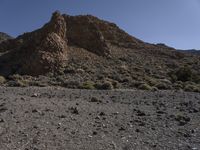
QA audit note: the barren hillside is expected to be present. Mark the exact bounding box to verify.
[0,11,199,92]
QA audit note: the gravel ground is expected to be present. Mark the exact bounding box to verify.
[0,87,199,150]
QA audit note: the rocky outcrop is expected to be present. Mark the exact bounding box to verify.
[0,11,185,77]
[63,15,110,56]
[0,11,68,76]
[63,15,145,52]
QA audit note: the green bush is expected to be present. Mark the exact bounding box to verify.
[111,80,120,89]
[62,81,80,88]
[173,81,183,90]
[7,80,28,87]
[192,73,200,83]
[176,66,193,82]
[151,86,159,91]
[0,76,6,84]
[145,77,158,86]
[7,74,30,87]
[96,81,114,90]
[155,82,172,90]
[81,81,95,89]
[184,84,200,92]
[9,74,23,80]
[138,83,152,90]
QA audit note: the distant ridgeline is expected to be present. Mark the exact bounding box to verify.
[0,32,13,43]
[178,49,200,55]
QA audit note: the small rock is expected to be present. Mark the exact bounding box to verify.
[0,118,4,123]
[135,129,140,132]
[0,107,8,113]
[69,107,79,115]
[99,112,106,116]
[92,131,98,135]
[95,116,101,120]
[0,127,4,135]
[119,127,125,131]
[90,97,102,103]
[156,110,166,114]
[32,109,38,113]
[135,109,146,116]
[21,97,26,100]
[58,115,66,118]
[31,93,39,97]
[175,115,191,126]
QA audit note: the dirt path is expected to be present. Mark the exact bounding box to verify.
[0,87,199,150]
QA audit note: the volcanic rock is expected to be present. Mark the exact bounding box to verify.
[63,15,111,56]
[0,11,68,76]
[63,14,146,56]
[0,11,200,92]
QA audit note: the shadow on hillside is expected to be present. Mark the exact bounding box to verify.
[0,50,22,77]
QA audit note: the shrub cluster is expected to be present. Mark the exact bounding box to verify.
[169,66,199,83]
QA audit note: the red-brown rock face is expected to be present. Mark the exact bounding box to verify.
[63,14,145,55]
[63,15,111,56]
[0,11,150,76]
[0,11,68,76]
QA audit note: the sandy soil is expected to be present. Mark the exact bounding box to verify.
[0,87,199,150]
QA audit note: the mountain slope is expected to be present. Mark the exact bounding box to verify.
[0,11,199,92]
[0,32,13,43]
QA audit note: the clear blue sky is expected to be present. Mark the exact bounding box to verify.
[0,0,200,50]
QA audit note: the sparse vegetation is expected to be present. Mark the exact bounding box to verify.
[173,81,184,90]
[0,12,199,93]
[169,66,198,83]
[138,83,152,90]
[96,81,114,90]
[155,82,172,90]
[6,80,28,87]
[81,81,95,89]
[175,66,193,82]
[184,84,200,92]
[145,77,158,86]
[0,76,6,84]
[63,80,81,88]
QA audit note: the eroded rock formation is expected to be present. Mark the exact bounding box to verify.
[63,14,145,52]
[63,15,111,56]
[0,11,178,77]
[0,11,68,76]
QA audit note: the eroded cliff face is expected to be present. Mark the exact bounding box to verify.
[63,14,145,56]
[0,11,183,77]
[0,11,68,76]
[63,15,111,56]
[63,15,145,50]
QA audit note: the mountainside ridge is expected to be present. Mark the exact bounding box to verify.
[0,11,199,92]
[0,32,13,43]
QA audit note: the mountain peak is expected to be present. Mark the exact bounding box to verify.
[0,11,68,76]
[45,11,66,38]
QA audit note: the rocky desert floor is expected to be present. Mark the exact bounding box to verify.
[0,87,199,150]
